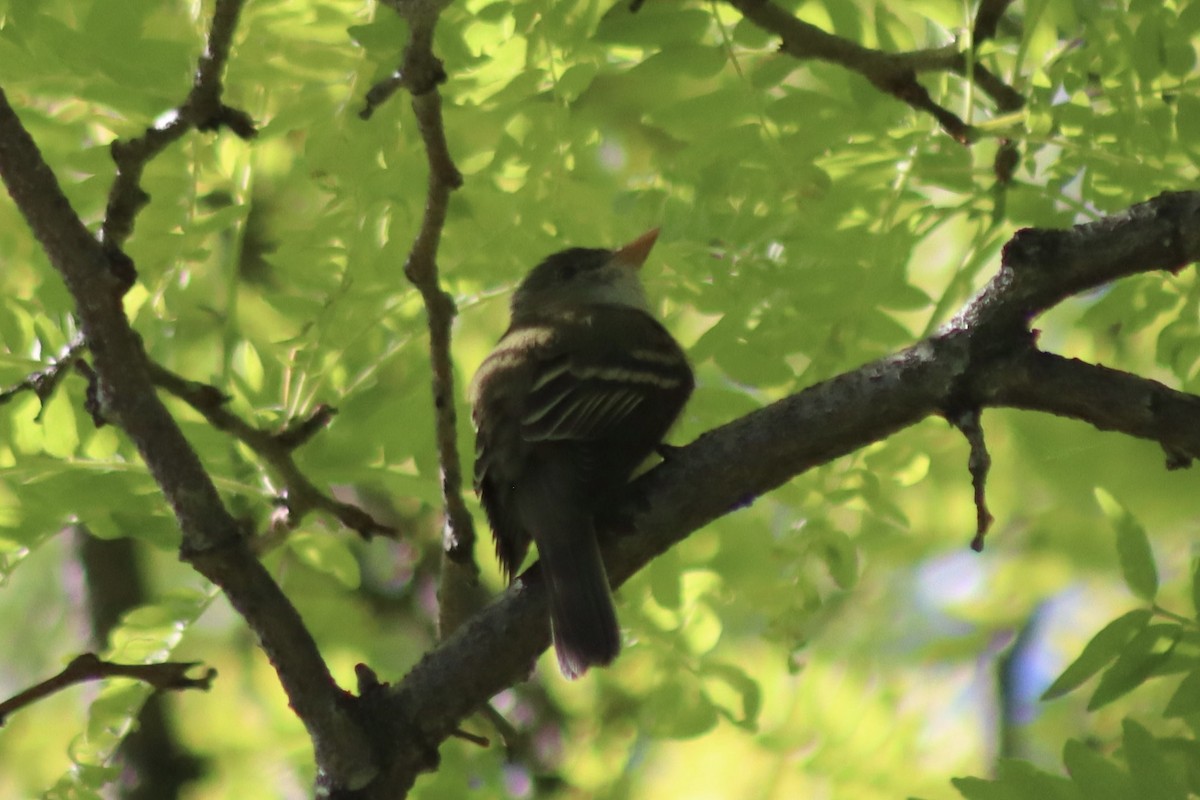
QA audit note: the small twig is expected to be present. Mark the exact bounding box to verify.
[370,0,481,641]
[361,0,456,118]
[360,72,406,121]
[0,653,215,726]
[276,403,340,450]
[724,0,1025,142]
[0,334,87,416]
[973,0,1015,46]
[949,408,994,551]
[478,704,524,760]
[102,0,255,255]
[149,362,393,539]
[449,727,490,747]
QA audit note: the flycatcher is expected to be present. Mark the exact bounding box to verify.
[470,229,693,678]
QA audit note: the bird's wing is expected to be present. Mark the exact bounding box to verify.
[521,310,691,443]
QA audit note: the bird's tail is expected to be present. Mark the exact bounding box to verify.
[538,521,620,679]
[518,457,621,678]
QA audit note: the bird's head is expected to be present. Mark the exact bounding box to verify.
[511,229,660,319]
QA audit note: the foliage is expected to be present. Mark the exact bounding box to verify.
[0,0,1198,798]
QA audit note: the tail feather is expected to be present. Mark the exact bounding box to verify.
[517,449,621,678]
[539,528,620,679]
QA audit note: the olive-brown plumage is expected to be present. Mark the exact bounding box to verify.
[469,230,693,678]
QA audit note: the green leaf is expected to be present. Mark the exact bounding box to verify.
[699,661,762,731]
[1123,719,1188,800]
[1164,666,1200,717]
[1042,609,1151,700]
[953,759,1081,800]
[47,771,113,799]
[952,777,1020,800]
[643,677,719,740]
[231,339,266,395]
[1094,487,1158,602]
[1064,738,1135,800]
[287,531,362,589]
[39,390,79,458]
[593,6,711,46]
[85,679,146,742]
[815,527,858,590]
[554,62,598,102]
[107,589,213,662]
[1089,623,1180,710]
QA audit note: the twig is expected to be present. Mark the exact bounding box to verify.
[0,653,214,726]
[148,362,393,540]
[948,408,994,551]
[973,0,1016,46]
[102,0,255,256]
[0,334,87,417]
[449,727,490,747]
[724,0,1024,142]
[370,0,482,642]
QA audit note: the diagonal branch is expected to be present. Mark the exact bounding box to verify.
[0,83,377,792]
[149,363,393,540]
[950,191,1200,336]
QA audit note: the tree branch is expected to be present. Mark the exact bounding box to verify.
[369,0,484,644]
[723,0,1024,142]
[353,191,1200,794]
[0,334,87,416]
[973,0,1015,45]
[149,363,393,540]
[0,653,214,726]
[979,350,1200,469]
[0,56,377,800]
[103,0,255,255]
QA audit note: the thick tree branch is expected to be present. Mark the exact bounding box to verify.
[723,0,1024,142]
[0,81,376,799]
[978,350,1200,469]
[352,191,1200,795]
[958,196,1199,332]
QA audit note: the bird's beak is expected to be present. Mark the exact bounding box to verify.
[612,228,660,271]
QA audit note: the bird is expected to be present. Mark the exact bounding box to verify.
[469,228,694,678]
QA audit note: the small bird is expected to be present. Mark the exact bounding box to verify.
[469,229,694,678]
